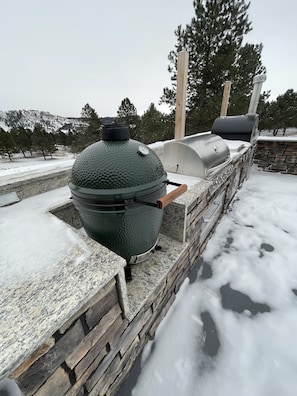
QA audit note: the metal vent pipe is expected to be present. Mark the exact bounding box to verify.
[248,74,266,114]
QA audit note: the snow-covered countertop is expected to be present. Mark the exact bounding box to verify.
[224,139,251,161]
[0,186,126,380]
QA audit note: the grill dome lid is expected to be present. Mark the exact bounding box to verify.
[70,125,167,195]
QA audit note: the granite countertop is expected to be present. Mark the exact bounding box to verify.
[0,177,199,380]
[126,234,188,317]
[0,187,126,380]
[0,165,202,380]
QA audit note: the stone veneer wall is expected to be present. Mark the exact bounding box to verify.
[10,251,190,396]
[185,148,252,264]
[8,147,253,396]
[254,139,297,175]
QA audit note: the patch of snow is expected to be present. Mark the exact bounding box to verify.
[166,172,202,192]
[257,136,297,142]
[0,155,75,188]
[0,186,89,284]
[224,139,250,151]
[0,155,75,178]
[0,121,9,131]
[148,141,169,150]
[259,128,297,137]
[132,167,297,396]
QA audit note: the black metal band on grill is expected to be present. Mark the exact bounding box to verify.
[70,182,168,212]
[71,194,134,211]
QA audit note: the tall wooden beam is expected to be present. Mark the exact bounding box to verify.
[220,81,232,117]
[174,50,189,140]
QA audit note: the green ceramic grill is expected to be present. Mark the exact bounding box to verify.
[69,124,187,279]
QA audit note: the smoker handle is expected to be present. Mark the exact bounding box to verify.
[157,184,187,209]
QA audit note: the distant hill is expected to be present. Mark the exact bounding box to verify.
[0,110,116,133]
[0,110,85,133]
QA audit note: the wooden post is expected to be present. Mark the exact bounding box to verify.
[174,50,189,140]
[220,81,232,117]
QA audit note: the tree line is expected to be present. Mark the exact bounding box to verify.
[258,89,297,134]
[1,0,296,160]
[0,100,175,160]
[1,86,296,161]
[60,100,176,154]
[0,125,54,161]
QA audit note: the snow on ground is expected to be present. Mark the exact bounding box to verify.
[259,128,297,137]
[0,153,75,178]
[131,166,297,396]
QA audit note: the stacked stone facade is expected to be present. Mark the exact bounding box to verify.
[254,140,297,174]
[11,251,191,396]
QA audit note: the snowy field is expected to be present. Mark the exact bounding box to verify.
[259,127,297,137]
[128,167,297,396]
[0,152,75,179]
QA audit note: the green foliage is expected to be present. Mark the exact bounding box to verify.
[0,128,15,161]
[31,124,56,160]
[161,0,265,133]
[81,103,101,137]
[71,103,102,153]
[10,127,32,157]
[55,131,69,146]
[259,89,297,132]
[70,131,90,154]
[138,104,174,144]
[228,43,265,115]
[117,98,140,139]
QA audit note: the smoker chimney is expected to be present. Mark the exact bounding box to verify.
[248,74,266,114]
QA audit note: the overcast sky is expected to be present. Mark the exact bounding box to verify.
[1,0,296,118]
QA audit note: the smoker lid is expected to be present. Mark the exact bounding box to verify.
[163,133,230,178]
[211,114,259,142]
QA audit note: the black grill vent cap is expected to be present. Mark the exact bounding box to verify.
[101,124,130,141]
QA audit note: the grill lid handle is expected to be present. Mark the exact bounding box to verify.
[157,183,187,209]
[134,181,187,209]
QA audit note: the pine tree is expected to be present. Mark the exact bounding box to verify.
[71,103,102,153]
[275,89,297,130]
[259,89,297,134]
[117,98,140,139]
[32,124,56,160]
[161,0,265,132]
[10,127,32,157]
[0,129,15,161]
[81,103,101,139]
[139,103,166,144]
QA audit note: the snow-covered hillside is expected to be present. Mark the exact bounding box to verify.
[0,109,84,133]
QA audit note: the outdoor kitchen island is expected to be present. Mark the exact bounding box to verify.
[0,138,253,395]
